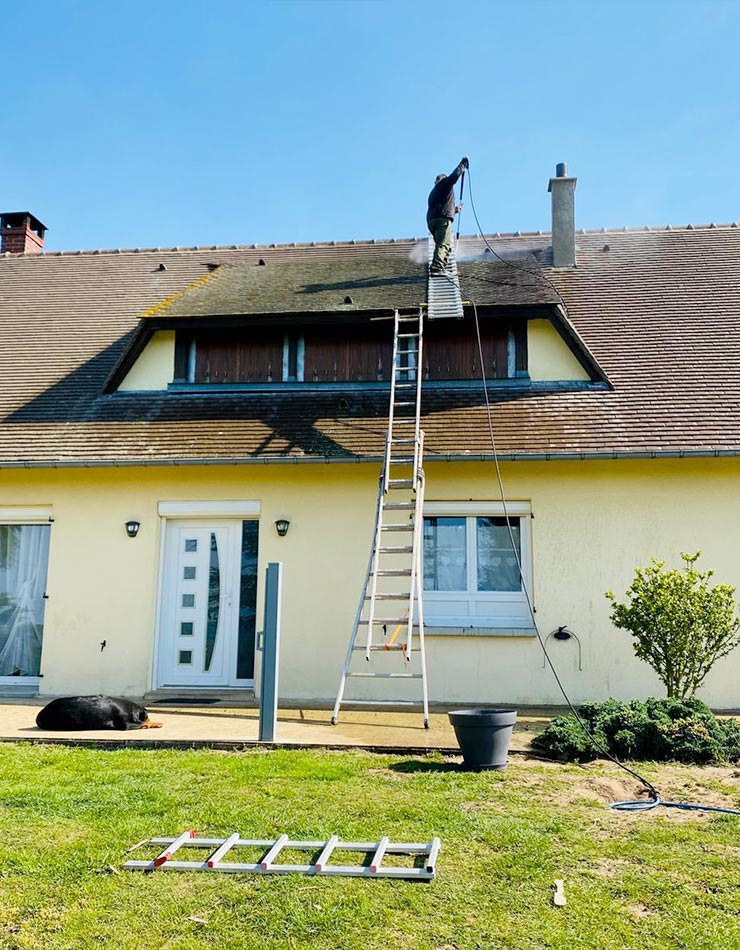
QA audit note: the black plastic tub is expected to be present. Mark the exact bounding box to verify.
[448,708,518,770]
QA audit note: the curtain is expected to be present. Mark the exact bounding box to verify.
[0,525,50,677]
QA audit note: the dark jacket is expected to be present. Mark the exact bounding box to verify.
[426,161,466,225]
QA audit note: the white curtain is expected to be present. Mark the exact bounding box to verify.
[0,525,50,677]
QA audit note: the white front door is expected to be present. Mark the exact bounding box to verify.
[157,520,257,687]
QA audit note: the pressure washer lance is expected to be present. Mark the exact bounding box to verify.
[455,168,466,242]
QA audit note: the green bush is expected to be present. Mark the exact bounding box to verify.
[532,697,740,764]
[606,552,740,699]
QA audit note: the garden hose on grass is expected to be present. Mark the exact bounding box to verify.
[611,796,740,815]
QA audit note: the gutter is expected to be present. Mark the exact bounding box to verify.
[1,449,739,470]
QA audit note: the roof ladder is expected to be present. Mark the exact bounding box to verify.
[124,830,441,880]
[332,308,429,728]
[426,236,465,320]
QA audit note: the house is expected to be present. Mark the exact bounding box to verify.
[2,167,740,709]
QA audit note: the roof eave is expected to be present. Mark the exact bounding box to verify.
[3,448,739,470]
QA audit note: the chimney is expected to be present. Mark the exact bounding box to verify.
[547,163,577,268]
[1,212,47,255]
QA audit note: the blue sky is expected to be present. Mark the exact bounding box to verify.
[4,0,739,251]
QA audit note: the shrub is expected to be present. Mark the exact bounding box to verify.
[606,552,740,699]
[532,697,740,764]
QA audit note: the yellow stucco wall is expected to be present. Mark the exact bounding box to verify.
[3,457,740,707]
[118,331,175,391]
[527,319,590,381]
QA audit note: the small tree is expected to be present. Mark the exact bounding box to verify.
[606,552,740,700]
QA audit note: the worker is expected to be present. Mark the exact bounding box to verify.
[427,156,468,274]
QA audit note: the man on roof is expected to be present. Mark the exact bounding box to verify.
[427,156,468,275]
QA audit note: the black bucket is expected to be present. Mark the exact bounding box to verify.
[448,708,518,770]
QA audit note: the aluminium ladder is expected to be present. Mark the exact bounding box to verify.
[332,308,429,727]
[427,237,465,321]
[123,830,441,880]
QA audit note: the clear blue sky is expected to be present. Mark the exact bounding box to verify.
[4,0,739,251]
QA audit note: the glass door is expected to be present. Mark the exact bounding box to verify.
[157,520,258,687]
[0,524,51,682]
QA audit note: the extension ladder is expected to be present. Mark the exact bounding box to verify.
[124,830,441,880]
[332,308,429,727]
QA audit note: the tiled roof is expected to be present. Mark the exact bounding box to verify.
[1,226,739,466]
[140,244,557,319]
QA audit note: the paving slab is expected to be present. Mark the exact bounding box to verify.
[0,702,556,754]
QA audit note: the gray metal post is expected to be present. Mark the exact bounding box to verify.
[258,562,282,742]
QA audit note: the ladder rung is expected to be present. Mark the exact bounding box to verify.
[339,699,424,707]
[394,401,414,407]
[358,619,415,626]
[352,647,421,655]
[346,672,423,679]
[397,333,419,338]
[392,419,416,424]
[383,502,415,509]
[378,546,413,553]
[387,479,414,487]
[389,458,414,464]
[352,643,421,651]
[365,594,410,601]
[377,569,413,576]
[381,524,413,532]
[391,438,416,444]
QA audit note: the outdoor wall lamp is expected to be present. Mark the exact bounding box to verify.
[125,520,141,539]
[274,519,290,537]
[542,625,583,671]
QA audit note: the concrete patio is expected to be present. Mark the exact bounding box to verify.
[0,700,557,753]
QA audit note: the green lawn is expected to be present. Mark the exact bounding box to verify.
[1,744,740,950]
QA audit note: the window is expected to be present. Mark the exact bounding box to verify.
[282,333,305,382]
[423,320,527,380]
[422,502,532,633]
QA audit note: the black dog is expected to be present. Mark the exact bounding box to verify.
[35,696,162,731]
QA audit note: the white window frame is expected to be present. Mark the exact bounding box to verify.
[423,501,533,635]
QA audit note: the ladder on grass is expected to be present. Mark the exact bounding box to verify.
[332,308,429,727]
[124,830,441,880]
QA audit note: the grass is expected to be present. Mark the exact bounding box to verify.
[1,744,740,949]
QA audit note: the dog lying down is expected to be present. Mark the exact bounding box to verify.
[36,696,163,731]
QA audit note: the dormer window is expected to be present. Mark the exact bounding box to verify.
[172,318,527,388]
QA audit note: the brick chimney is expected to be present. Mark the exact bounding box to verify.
[1,212,47,254]
[547,163,577,268]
